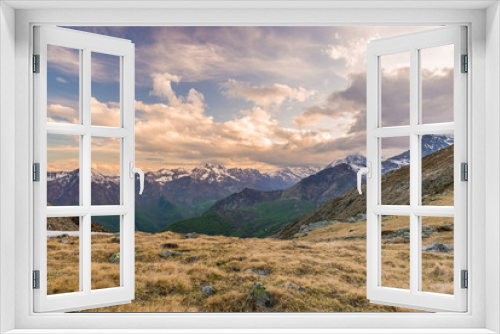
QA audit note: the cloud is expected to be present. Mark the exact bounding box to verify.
[149,72,183,104]
[47,44,120,83]
[133,27,342,86]
[292,63,453,156]
[220,79,316,110]
[56,77,68,83]
[90,98,121,127]
[132,74,336,170]
[46,98,120,127]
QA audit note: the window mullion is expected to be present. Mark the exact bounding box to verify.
[409,47,421,294]
[81,47,92,294]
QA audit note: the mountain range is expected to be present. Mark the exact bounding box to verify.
[163,135,453,237]
[47,134,453,234]
[273,143,455,239]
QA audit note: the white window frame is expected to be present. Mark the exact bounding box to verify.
[1,1,499,333]
[366,26,467,312]
[33,26,136,313]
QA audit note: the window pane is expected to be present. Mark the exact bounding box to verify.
[91,137,120,206]
[47,134,80,206]
[381,137,410,205]
[47,217,80,295]
[47,45,80,124]
[381,52,410,127]
[421,134,454,206]
[421,45,454,124]
[421,216,454,294]
[91,216,120,290]
[381,215,410,290]
[91,52,121,127]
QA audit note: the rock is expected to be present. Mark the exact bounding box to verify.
[185,233,198,239]
[160,250,182,258]
[297,220,340,235]
[436,225,454,232]
[187,256,199,263]
[251,282,274,307]
[109,252,120,263]
[245,268,270,278]
[110,237,120,243]
[423,242,454,253]
[201,285,215,296]
[281,283,306,292]
[159,243,179,249]
[60,239,69,244]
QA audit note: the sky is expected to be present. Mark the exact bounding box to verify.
[46,26,454,175]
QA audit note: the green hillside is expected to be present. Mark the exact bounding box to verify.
[162,198,314,238]
[162,211,232,236]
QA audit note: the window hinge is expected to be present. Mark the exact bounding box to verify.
[33,54,40,73]
[461,270,468,289]
[461,162,468,181]
[33,163,40,182]
[33,270,40,289]
[461,54,468,73]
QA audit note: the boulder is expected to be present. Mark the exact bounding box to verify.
[251,282,274,307]
[109,252,120,264]
[160,243,179,249]
[245,268,270,278]
[187,256,199,263]
[281,283,306,292]
[185,233,198,239]
[110,237,120,243]
[160,250,182,258]
[201,285,215,296]
[423,242,454,253]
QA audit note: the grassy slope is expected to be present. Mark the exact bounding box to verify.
[94,197,217,233]
[47,192,453,312]
[231,199,315,238]
[274,145,454,239]
[163,198,315,238]
[164,211,233,236]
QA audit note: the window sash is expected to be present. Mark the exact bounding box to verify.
[366,26,468,312]
[32,25,136,313]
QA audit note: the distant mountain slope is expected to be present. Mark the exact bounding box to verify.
[46,134,453,233]
[211,163,358,212]
[330,134,453,175]
[163,164,358,238]
[163,136,454,238]
[47,164,321,233]
[273,144,454,239]
[164,198,315,238]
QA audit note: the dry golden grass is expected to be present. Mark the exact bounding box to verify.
[46,206,454,312]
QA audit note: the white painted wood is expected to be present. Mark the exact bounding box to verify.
[0,2,17,333]
[46,123,130,137]
[366,26,467,312]
[485,3,500,333]
[33,26,135,313]
[3,0,497,10]
[10,6,488,333]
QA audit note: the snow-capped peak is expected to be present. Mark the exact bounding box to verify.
[326,153,367,172]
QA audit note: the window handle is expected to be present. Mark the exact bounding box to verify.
[357,162,371,195]
[129,162,144,195]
